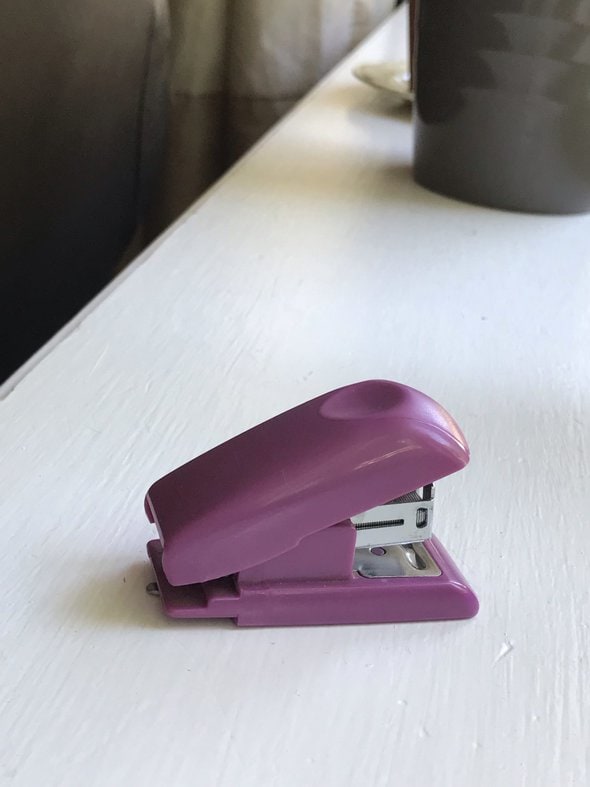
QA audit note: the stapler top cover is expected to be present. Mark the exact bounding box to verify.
[145,379,469,587]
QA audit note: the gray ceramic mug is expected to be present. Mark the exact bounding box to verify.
[413,0,590,214]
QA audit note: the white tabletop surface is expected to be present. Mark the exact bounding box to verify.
[2,8,589,786]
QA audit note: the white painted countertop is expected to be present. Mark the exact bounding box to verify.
[2,8,589,786]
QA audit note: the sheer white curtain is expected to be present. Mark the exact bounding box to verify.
[150,0,394,232]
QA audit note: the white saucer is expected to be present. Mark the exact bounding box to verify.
[352,61,413,103]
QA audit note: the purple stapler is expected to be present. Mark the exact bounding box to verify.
[144,380,478,626]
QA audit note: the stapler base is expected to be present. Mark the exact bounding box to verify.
[147,538,478,627]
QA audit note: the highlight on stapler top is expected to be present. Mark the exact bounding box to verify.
[144,379,479,626]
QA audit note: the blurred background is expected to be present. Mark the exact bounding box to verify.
[0,0,399,382]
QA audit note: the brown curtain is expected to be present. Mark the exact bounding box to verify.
[149,0,394,234]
